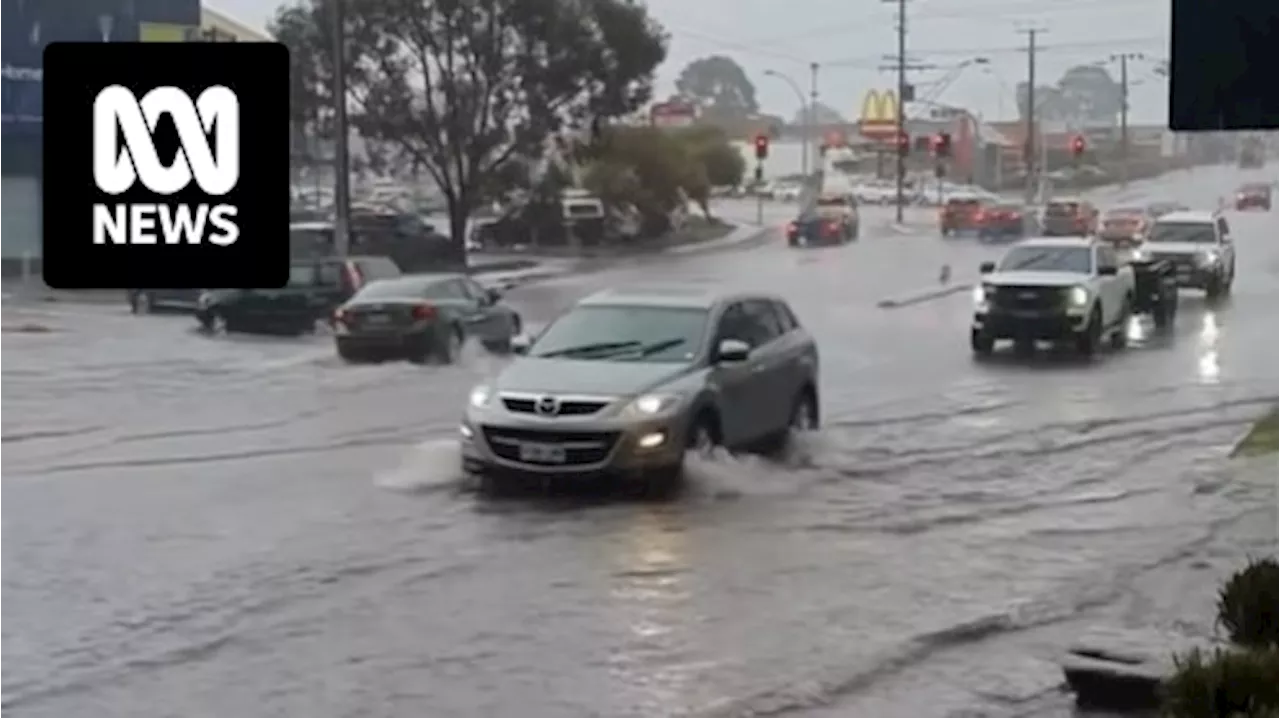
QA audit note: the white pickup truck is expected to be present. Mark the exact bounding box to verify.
[971,237,1136,357]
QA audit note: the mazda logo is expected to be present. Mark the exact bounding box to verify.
[535,396,560,416]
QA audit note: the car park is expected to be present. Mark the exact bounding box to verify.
[333,273,521,364]
[460,287,820,488]
[970,237,1145,357]
[1134,210,1236,300]
[195,256,401,335]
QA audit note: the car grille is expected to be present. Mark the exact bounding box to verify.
[992,286,1063,311]
[481,426,620,466]
[500,397,610,416]
[1148,252,1195,270]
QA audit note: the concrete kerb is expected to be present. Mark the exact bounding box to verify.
[876,282,972,309]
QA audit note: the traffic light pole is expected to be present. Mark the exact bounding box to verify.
[894,0,908,223]
[755,161,764,226]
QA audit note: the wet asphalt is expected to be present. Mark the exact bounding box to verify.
[3,164,1277,718]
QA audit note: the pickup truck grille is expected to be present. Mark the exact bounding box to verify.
[992,285,1064,311]
[1147,252,1196,271]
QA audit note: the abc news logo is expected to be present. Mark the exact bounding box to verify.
[92,85,240,246]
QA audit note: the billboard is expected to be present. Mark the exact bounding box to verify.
[857,90,899,140]
[1,0,200,132]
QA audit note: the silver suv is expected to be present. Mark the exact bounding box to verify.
[460,287,820,486]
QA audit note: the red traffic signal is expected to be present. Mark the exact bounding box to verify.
[1070,134,1086,155]
[932,132,953,158]
[754,134,770,160]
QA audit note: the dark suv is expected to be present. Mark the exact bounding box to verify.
[195,256,401,334]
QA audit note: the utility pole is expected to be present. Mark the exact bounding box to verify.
[330,0,352,257]
[1110,52,1143,187]
[894,0,908,222]
[809,62,820,181]
[1018,27,1046,208]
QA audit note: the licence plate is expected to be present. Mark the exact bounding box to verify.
[518,442,567,463]
[364,314,391,324]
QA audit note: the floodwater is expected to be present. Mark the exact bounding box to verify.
[3,164,1277,717]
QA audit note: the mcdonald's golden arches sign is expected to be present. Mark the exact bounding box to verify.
[857,90,898,139]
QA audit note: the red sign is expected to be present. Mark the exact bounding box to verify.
[650,101,697,128]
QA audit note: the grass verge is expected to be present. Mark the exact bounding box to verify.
[1231,406,1279,458]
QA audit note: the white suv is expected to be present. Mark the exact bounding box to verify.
[1136,210,1236,299]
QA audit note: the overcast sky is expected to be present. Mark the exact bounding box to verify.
[215,0,1172,125]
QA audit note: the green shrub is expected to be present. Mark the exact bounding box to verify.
[1163,646,1278,718]
[1217,558,1279,649]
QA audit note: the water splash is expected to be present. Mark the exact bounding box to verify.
[373,437,465,493]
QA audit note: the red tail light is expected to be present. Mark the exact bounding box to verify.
[786,222,798,236]
[824,220,840,234]
[975,210,987,222]
[343,262,365,292]
[332,308,348,324]
[411,304,438,321]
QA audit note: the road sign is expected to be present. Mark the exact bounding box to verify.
[857,90,899,140]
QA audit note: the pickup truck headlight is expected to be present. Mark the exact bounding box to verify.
[1067,286,1090,307]
[972,284,992,308]
[1197,249,1220,266]
[197,291,214,308]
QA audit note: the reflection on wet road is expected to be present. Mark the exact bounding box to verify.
[4,165,1277,718]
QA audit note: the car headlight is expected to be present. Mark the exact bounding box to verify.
[468,385,492,409]
[624,393,681,417]
[1198,250,1219,266]
[972,284,991,307]
[197,291,214,308]
[1067,286,1090,307]
[1131,247,1150,261]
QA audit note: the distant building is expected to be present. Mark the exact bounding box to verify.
[198,7,270,42]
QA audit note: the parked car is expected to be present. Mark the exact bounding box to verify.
[333,273,522,364]
[195,256,401,335]
[1234,183,1272,211]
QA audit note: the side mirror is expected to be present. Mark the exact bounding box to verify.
[714,338,751,363]
[510,334,531,355]
[979,261,996,274]
[1098,265,1118,276]
[485,287,502,304]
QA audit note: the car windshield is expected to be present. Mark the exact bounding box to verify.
[816,197,849,208]
[287,264,318,287]
[1105,208,1142,219]
[1148,222,1216,244]
[1045,202,1079,216]
[354,277,435,300]
[998,246,1092,273]
[529,305,708,363]
[989,204,1020,213]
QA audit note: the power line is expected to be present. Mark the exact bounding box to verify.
[738,0,1150,47]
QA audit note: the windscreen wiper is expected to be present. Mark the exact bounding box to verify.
[535,340,641,358]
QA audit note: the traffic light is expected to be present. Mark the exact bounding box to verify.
[934,132,953,158]
[754,134,770,160]
[1070,134,1086,156]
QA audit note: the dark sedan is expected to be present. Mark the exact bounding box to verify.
[333,273,522,364]
[785,209,856,247]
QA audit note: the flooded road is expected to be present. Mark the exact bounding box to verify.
[4,165,1277,718]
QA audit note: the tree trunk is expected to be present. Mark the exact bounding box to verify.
[446,196,469,271]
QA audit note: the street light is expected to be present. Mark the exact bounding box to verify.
[764,69,809,177]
